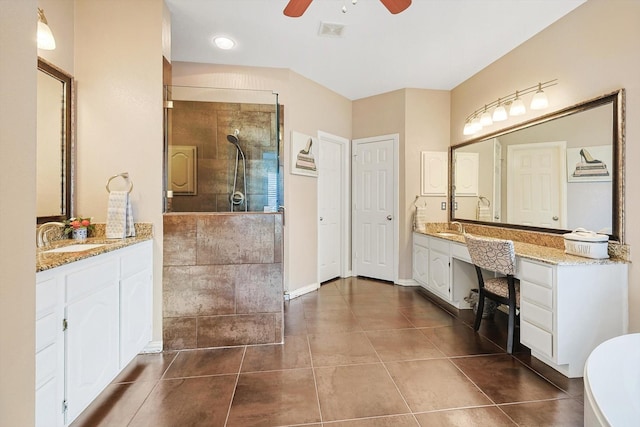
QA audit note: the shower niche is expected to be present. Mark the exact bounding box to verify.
[164,86,283,213]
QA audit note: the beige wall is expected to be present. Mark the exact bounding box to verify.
[171,62,352,293]
[74,0,165,341]
[450,0,640,331]
[0,1,37,425]
[353,89,450,280]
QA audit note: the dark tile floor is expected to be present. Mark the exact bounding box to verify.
[71,277,584,427]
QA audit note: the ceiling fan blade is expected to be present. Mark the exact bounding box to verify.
[283,0,313,17]
[380,0,412,14]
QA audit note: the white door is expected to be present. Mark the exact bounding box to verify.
[318,132,349,283]
[353,134,397,282]
[507,141,567,228]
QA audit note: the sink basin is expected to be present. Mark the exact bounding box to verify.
[436,232,462,238]
[43,243,106,253]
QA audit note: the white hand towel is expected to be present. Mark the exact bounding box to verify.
[477,206,492,222]
[106,191,136,238]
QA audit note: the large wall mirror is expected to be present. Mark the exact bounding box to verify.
[450,89,625,243]
[37,58,72,224]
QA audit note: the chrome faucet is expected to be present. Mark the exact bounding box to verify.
[37,222,65,248]
[450,221,465,234]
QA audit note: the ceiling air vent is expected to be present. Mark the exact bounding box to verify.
[318,22,346,38]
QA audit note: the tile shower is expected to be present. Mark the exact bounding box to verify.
[167,87,283,213]
[163,87,284,350]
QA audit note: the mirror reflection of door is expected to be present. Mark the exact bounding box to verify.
[506,141,567,228]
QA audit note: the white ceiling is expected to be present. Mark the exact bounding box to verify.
[166,0,585,100]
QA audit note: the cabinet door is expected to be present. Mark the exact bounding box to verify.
[421,151,447,196]
[120,268,153,368]
[454,152,479,196]
[412,243,429,285]
[429,249,450,299]
[65,282,119,423]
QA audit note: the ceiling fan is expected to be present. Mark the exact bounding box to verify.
[284,0,412,17]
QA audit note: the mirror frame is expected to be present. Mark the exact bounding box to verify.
[450,89,625,243]
[37,58,73,224]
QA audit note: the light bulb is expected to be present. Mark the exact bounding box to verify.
[509,96,526,116]
[463,121,475,135]
[470,116,482,133]
[480,108,493,126]
[492,103,508,122]
[530,84,549,110]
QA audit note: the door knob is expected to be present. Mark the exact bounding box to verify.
[387,215,393,221]
[552,216,559,221]
[319,217,324,221]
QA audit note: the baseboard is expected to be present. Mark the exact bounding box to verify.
[285,282,320,299]
[140,340,163,354]
[395,278,419,287]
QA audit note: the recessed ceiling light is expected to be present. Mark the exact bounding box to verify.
[213,36,235,50]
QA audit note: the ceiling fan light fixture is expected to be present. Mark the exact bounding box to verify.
[213,36,236,50]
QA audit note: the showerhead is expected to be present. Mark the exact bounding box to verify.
[226,129,240,145]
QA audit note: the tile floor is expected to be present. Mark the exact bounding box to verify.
[71,277,584,427]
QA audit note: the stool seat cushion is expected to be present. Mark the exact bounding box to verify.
[484,277,520,305]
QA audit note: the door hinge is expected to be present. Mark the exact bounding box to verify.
[62,318,68,331]
[62,399,68,414]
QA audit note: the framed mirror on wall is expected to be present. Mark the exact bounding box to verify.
[37,58,73,224]
[450,89,625,243]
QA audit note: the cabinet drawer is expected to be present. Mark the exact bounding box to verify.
[35,343,57,387]
[521,280,553,309]
[519,260,553,287]
[450,242,471,262]
[36,276,57,315]
[413,232,429,248]
[521,299,552,332]
[121,242,152,278]
[429,236,450,253]
[35,312,57,352]
[521,320,553,359]
[66,258,118,302]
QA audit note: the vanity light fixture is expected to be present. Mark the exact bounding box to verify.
[462,79,557,136]
[213,36,236,50]
[530,83,549,110]
[37,8,56,50]
[492,100,508,122]
[509,91,526,116]
[479,106,493,126]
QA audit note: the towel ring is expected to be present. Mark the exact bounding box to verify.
[478,196,491,207]
[106,172,133,194]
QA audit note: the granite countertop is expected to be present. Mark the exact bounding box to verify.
[416,229,627,266]
[36,223,153,272]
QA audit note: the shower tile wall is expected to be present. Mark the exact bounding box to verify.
[170,101,281,212]
[163,213,284,350]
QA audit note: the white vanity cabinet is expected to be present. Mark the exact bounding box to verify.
[412,232,429,285]
[428,237,451,300]
[412,233,475,308]
[35,240,153,426]
[519,258,628,378]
